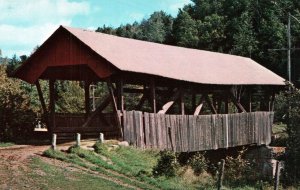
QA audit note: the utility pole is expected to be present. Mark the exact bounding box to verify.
[269,13,300,83]
[287,13,291,83]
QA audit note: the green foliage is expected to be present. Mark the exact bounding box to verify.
[282,85,300,185]
[223,148,257,186]
[0,142,14,147]
[93,141,109,154]
[173,10,199,48]
[187,152,208,175]
[152,150,178,177]
[0,64,35,141]
[55,81,85,113]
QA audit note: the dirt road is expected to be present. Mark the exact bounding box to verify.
[0,145,49,189]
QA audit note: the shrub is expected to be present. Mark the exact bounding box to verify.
[152,150,178,177]
[93,141,108,154]
[223,148,257,186]
[281,85,300,186]
[187,152,208,175]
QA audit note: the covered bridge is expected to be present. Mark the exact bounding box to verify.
[14,26,285,151]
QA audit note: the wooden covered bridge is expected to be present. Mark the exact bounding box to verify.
[14,26,285,152]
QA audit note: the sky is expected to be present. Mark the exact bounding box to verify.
[0,0,191,58]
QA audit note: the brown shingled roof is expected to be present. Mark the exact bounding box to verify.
[63,26,285,85]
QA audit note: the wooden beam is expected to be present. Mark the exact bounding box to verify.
[192,91,196,113]
[35,80,47,114]
[150,79,156,113]
[84,81,90,117]
[204,94,218,114]
[49,80,56,133]
[225,95,229,114]
[193,94,205,115]
[249,93,252,112]
[107,79,123,139]
[269,92,275,112]
[117,78,124,112]
[179,86,185,115]
[135,93,148,110]
[230,93,247,113]
[158,89,180,114]
[81,94,111,128]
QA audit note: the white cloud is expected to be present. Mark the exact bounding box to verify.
[0,0,90,25]
[0,0,90,57]
[169,0,191,12]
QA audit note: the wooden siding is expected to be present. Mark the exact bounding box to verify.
[14,27,115,84]
[123,111,273,152]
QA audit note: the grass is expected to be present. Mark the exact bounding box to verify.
[0,142,14,147]
[29,157,132,190]
[44,142,279,190]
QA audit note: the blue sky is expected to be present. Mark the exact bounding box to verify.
[0,0,191,58]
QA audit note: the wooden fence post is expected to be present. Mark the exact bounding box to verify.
[76,133,81,147]
[51,133,57,150]
[99,133,104,143]
[217,159,225,190]
[274,161,281,190]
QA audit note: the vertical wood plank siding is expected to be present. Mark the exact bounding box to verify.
[123,111,274,152]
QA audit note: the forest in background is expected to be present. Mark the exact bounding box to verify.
[0,0,300,185]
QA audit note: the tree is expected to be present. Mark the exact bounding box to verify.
[279,85,300,185]
[0,64,35,141]
[140,11,174,44]
[173,9,199,48]
[231,12,258,57]
[197,14,226,52]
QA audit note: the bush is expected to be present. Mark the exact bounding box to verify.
[152,150,178,177]
[187,152,208,175]
[93,141,109,154]
[223,148,257,186]
[282,85,300,186]
[0,64,36,142]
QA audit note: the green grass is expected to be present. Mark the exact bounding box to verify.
[29,157,133,190]
[0,142,14,147]
[43,142,284,190]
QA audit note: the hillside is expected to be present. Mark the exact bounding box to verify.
[0,141,292,190]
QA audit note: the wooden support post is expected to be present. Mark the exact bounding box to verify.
[192,90,196,113]
[193,94,205,115]
[99,133,104,143]
[81,94,111,128]
[205,94,217,114]
[217,159,225,190]
[136,94,147,110]
[225,95,229,114]
[107,79,123,139]
[84,81,90,117]
[49,80,56,134]
[35,80,47,114]
[230,93,247,113]
[249,93,252,112]
[270,92,275,112]
[51,133,57,150]
[76,133,81,147]
[150,79,156,113]
[117,78,124,112]
[274,161,281,190]
[179,86,185,115]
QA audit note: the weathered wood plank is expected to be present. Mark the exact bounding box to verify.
[144,112,150,148]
